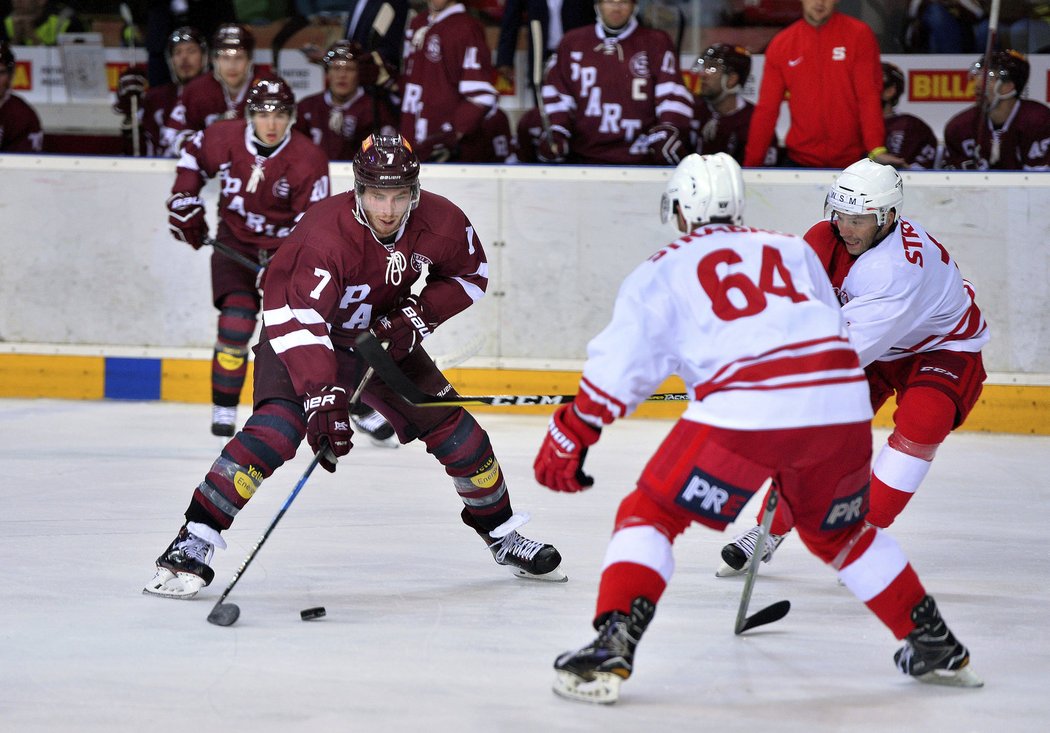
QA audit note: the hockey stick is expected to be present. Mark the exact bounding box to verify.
[354,332,688,407]
[207,367,376,626]
[734,480,791,634]
[367,3,395,137]
[119,3,141,157]
[973,0,1002,167]
[205,237,263,274]
[529,19,552,138]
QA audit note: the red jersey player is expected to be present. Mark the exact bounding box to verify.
[535,153,982,703]
[167,78,330,436]
[145,135,565,602]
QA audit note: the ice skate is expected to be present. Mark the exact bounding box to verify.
[349,405,399,448]
[553,596,655,705]
[211,405,237,437]
[463,510,567,582]
[716,524,785,577]
[143,522,225,599]
[894,595,984,688]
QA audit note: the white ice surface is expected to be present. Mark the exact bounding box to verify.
[0,399,1046,732]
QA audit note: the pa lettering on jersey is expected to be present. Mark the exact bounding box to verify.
[569,50,648,142]
[673,468,751,523]
[820,484,868,530]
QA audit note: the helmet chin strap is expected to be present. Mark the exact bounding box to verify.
[985,78,1017,113]
[353,192,412,246]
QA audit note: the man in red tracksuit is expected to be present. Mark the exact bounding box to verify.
[744,0,900,168]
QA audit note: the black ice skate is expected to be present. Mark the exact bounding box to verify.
[716,524,786,577]
[462,509,567,582]
[552,596,656,705]
[894,595,983,688]
[211,405,237,437]
[349,404,398,448]
[143,523,224,599]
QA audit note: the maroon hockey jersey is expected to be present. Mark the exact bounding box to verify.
[398,3,498,157]
[542,18,693,164]
[884,112,938,170]
[295,89,396,162]
[172,119,330,250]
[142,82,180,157]
[163,73,268,155]
[260,189,488,395]
[691,98,756,164]
[942,99,1050,170]
[0,92,43,152]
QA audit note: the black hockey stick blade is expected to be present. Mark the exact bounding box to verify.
[735,599,791,634]
[354,332,687,407]
[206,237,262,274]
[207,601,241,627]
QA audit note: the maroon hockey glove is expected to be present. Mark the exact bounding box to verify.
[304,386,353,472]
[647,123,685,166]
[534,403,601,493]
[536,129,569,163]
[415,126,459,162]
[370,296,432,361]
[113,66,146,117]
[167,192,207,250]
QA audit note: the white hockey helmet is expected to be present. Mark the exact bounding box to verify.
[825,158,903,227]
[661,152,745,228]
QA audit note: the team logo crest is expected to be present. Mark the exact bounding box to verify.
[411,252,433,272]
[628,52,650,78]
[425,35,442,63]
[272,177,290,198]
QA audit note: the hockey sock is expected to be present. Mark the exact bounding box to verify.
[835,526,925,638]
[867,432,936,528]
[595,526,672,620]
[212,291,258,406]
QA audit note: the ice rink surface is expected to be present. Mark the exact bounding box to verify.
[1,398,1046,732]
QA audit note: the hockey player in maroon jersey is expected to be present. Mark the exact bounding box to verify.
[295,40,398,162]
[0,41,43,153]
[398,0,501,162]
[719,161,988,602]
[881,62,938,170]
[166,78,330,437]
[535,153,982,703]
[690,44,775,165]
[162,23,264,156]
[537,0,692,165]
[114,27,208,157]
[942,49,1050,170]
[145,134,565,600]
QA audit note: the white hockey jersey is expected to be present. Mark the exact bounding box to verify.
[580,224,874,431]
[837,216,989,366]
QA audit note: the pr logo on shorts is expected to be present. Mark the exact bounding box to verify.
[673,468,751,523]
[820,484,869,530]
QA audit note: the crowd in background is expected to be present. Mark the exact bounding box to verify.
[1,1,1048,170]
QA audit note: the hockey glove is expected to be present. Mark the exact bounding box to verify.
[370,296,432,361]
[536,129,569,163]
[167,192,207,249]
[415,125,459,162]
[647,123,685,166]
[304,386,353,472]
[534,403,601,493]
[113,66,146,117]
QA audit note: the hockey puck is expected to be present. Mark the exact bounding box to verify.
[300,606,326,621]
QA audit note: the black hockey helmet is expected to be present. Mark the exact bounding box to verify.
[247,77,295,116]
[694,44,752,85]
[167,26,208,58]
[211,23,256,56]
[971,49,1030,94]
[882,62,905,106]
[353,135,420,191]
[1,40,15,74]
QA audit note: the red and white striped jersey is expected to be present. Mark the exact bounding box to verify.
[805,217,989,366]
[579,224,873,431]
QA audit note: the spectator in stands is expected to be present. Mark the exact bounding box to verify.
[0,40,42,152]
[881,62,938,169]
[537,0,692,165]
[902,1,981,53]
[144,0,237,87]
[343,0,408,71]
[1005,1,1050,52]
[942,49,1050,170]
[495,0,596,91]
[398,0,500,163]
[295,39,397,161]
[690,43,775,165]
[744,0,897,169]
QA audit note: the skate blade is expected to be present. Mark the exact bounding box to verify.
[552,670,621,704]
[914,664,984,688]
[142,568,205,600]
[715,562,746,578]
[511,566,568,583]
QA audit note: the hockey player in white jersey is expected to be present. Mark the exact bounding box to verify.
[719,159,989,577]
[533,153,982,704]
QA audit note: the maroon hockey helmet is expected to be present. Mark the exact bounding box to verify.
[353,135,421,191]
[882,62,905,106]
[971,49,1030,95]
[167,26,208,58]
[211,23,256,56]
[322,40,366,68]
[694,44,752,85]
[247,77,296,116]
[1,40,15,74]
